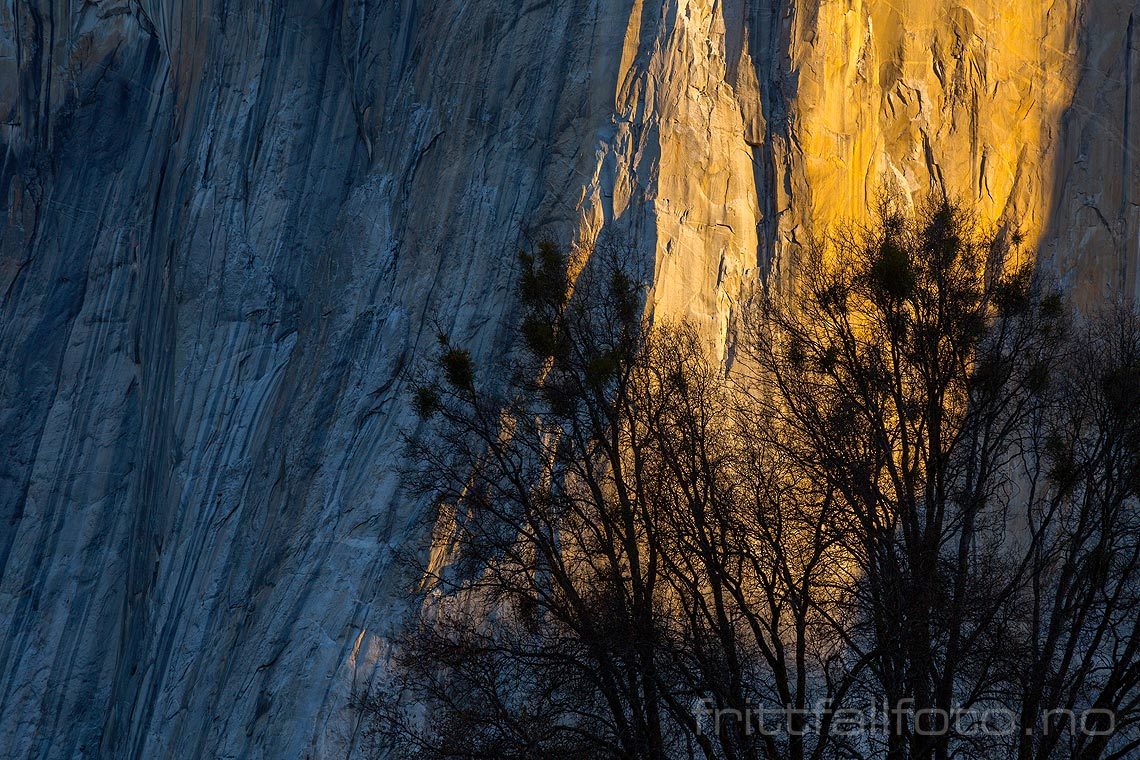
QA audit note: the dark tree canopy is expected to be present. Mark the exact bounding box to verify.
[359,201,1140,760]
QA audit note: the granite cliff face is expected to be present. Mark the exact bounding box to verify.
[1,1,1136,757]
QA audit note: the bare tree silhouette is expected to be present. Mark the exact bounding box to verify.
[359,202,1140,760]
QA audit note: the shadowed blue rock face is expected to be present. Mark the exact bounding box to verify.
[0,2,630,757]
[1,0,1137,757]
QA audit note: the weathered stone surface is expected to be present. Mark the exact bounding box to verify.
[0,1,1136,757]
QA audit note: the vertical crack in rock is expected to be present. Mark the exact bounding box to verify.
[1121,12,1134,292]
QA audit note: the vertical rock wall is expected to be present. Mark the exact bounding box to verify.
[1,0,1136,757]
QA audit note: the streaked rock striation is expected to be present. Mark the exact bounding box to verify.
[1,1,1136,757]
